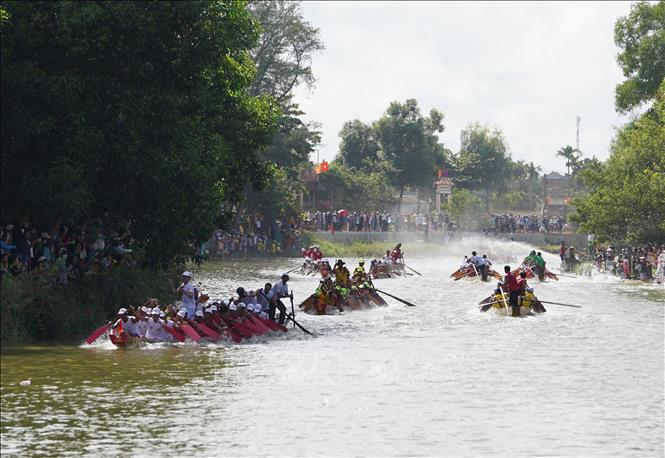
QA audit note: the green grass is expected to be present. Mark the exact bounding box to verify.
[302,233,443,259]
[1,267,176,343]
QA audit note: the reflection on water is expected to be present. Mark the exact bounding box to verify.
[2,238,663,456]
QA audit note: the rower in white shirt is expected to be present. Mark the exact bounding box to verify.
[174,271,197,319]
[270,273,291,325]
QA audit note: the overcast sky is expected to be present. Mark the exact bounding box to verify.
[293,1,633,174]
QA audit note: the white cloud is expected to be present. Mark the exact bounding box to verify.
[293,0,631,173]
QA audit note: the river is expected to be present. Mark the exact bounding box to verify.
[1,238,663,456]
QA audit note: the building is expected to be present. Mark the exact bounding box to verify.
[542,171,572,219]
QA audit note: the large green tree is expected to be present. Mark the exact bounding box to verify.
[451,123,512,208]
[614,0,665,113]
[572,90,665,242]
[338,119,380,171]
[373,99,445,203]
[1,1,280,265]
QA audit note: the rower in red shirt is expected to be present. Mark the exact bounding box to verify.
[499,265,522,316]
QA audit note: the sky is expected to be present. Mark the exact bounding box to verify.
[293,1,633,175]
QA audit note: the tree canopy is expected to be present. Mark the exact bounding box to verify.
[572,90,665,242]
[1,0,280,265]
[614,0,665,113]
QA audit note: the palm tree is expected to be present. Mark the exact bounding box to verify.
[556,145,582,176]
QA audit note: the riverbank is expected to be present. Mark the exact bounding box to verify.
[0,267,175,343]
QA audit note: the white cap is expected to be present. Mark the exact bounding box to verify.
[177,310,187,318]
[238,302,246,309]
[151,307,161,315]
[281,272,289,277]
[195,310,204,318]
[182,271,193,277]
[260,312,269,319]
[203,307,212,314]
[159,312,165,318]
[117,308,127,315]
[141,306,149,313]
[209,305,218,312]
[200,291,209,297]
[229,304,238,311]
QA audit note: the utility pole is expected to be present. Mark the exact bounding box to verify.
[576,116,580,151]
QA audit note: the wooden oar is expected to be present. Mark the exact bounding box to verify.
[285,265,302,274]
[478,295,497,312]
[284,313,314,335]
[85,324,110,344]
[539,300,582,308]
[553,273,577,278]
[180,322,201,342]
[404,264,422,276]
[371,288,417,307]
[162,324,186,342]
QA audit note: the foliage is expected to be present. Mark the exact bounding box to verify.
[338,119,381,171]
[556,145,582,176]
[373,99,446,199]
[490,191,534,211]
[317,162,398,211]
[0,267,175,343]
[1,1,280,267]
[248,0,324,103]
[450,123,511,207]
[572,90,665,243]
[614,0,665,113]
[444,188,486,230]
[247,1,323,218]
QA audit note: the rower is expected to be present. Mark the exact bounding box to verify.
[270,273,291,325]
[533,252,546,280]
[390,243,403,262]
[470,251,486,281]
[146,307,171,341]
[333,259,351,287]
[256,283,273,314]
[383,250,392,264]
[174,271,196,319]
[498,265,521,317]
[353,260,367,281]
[112,307,140,337]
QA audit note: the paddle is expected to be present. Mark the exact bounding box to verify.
[162,324,186,342]
[553,273,577,278]
[289,293,296,330]
[371,288,417,307]
[539,300,582,308]
[404,264,422,276]
[285,265,302,275]
[85,324,110,344]
[285,314,314,335]
[498,289,511,315]
[478,295,497,312]
[180,322,201,342]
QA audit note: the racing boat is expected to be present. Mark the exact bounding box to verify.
[450,265,503,281]
[299,285,387,315]
[478,291,546,316]
[511,265,559,281]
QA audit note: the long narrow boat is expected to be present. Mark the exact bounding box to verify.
[299,286,387,315]
[369,260,407,279]
[450,265,503,281]
[478,291,546,316]
[511,265,559,281]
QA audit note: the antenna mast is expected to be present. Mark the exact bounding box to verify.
[576,116,581,150]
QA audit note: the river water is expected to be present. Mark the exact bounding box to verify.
[2,238,663,457]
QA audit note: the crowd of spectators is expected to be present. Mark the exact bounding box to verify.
[207,211,303,259]
[1,220,134,283]
[302,210,452,233]
[590,243,665,281]
[488,213,566,234]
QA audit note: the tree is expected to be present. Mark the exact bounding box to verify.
[556,145,582,176]
[373,99,445,204]
[248,0,324,103]
[451,123,511,208]
[614,1,665,113]
[572,90,665,242]
[1,1,280,266]
[445,188,486,231]
[338,119,380,171]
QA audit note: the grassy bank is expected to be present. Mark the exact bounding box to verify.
[302,233,443,259]
[1,267,175,343]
